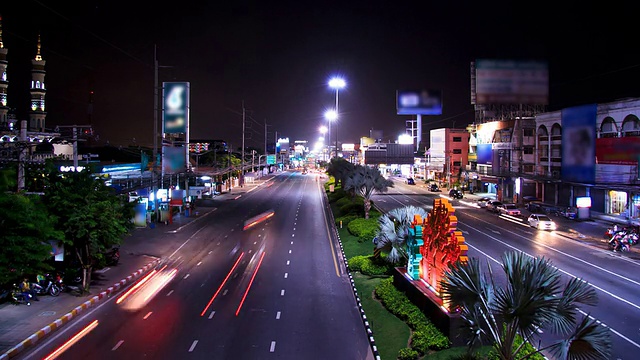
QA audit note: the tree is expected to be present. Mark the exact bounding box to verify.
[343,165,393,219]
[0,192,63,285]
[440,251,612,360]
[326,157,354,188]
[42,169,135,293]
[375,205,430,263]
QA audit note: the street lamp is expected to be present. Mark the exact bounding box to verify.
[319,125,328,161]
[328,77,346,158]
[324,110,338,158]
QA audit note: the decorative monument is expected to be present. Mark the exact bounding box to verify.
[394,198,468,344]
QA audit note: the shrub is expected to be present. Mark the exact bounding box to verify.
[335,214,360,227]
[335,196,353,208]
[375,277,451,353]
[339,203,364,217]
[397,347,419,360]
[487,333,545,360]
[347,255,394,276]
[347,218,378,242]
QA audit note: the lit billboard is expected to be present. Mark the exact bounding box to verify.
[561,104,596,184]
[163,82,190,134]
[396,90,442,115]
[474,60,548,105]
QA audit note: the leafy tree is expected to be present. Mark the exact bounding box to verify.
[326,157,354,188]
[375,205,430,263]
[440,251,612,360]
[42,169,135,292]
[0,192,63,285]
[343,165,393,219]
[0,166,17,192]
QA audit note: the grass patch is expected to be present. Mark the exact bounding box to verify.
[423,345,493,359]
[353,272,411,360]
[338,226,375,259]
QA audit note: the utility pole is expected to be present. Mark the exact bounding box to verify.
[152,46,159,220]
[264,119,267,157]
[241,101,245,187]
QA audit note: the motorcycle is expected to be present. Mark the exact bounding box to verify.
[105,247,120,266]
[608,229,637,252]
[11,284,32,305]
[55,270,83,295]
[32,274,61,297]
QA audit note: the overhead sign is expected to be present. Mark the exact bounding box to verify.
[267,155,276,165]
[163,82,190,134]
[396,90,443,115]
[474,59,548,105]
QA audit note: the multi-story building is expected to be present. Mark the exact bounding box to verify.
[427,128,469,189]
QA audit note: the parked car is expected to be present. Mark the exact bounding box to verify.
[498,203,521,216]
[428,184,441,192]
[476,197,494,208]
[449,189,463,199]
[558,206,578,220]
[406,177,416,185]
[486,200,503,213]
[528,214,557,230]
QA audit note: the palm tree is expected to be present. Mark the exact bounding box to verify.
[326,157,354,188]
[440,251,611,360]
[343,165,393,219]
[375,205,430,263]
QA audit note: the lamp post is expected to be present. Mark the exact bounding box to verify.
[328,77,346,158]
[324,110,338,158]
[319,125,328,161]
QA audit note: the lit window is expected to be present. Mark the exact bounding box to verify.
[36,81,41,89]
[31,101,38,111]
[1,72,6,81]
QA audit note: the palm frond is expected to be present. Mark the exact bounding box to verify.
[546,315,612,360]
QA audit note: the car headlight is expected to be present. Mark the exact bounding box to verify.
[550,223,557,230]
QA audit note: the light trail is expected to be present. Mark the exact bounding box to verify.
[235,252,266,316]
[44,320,99,360]
[200,252,245,316]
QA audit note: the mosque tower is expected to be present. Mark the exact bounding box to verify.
[29,33,46,132]
[0,15,9,128]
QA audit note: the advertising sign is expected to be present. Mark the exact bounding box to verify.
[595,137,640,165]
[163,82,189,134]
[476,143,493,165]
[396,90,443,115]
[474,59,548,105]
[267,155,276,165]
[561,104,596,184]
[163,146,186,174]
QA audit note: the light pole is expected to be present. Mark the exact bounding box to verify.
[319,125,328,161]
[328,77,346,158]
[324,110,338,158]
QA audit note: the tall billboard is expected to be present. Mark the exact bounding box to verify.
[396,90,442,115]
[474,60,548,105]
[562,104,596,184]
[163,82,190,134]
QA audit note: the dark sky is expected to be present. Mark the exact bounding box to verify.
[2,1,640,151]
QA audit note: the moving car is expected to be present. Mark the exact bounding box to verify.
[498,203,521,216]
[406,177,416,185]
[528,214,557,230]
[428,184,441,192]
[449,189,463,199]
[476,197,494,208]
[486,200,503,213]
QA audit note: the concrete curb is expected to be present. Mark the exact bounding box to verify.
[0,260,160,360]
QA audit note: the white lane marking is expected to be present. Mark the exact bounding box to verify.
[270,341,276,352]
[208,251,212,254]
[292,234,295,237]
[286,260,290,265]
[143,312,152,320]
[197,262,202,266]
[217,242,221,245]
[166,290,174,297]
[254,241,257,244]
[168,226,206,259]
[223,289,228,296]
[281,289,285,296]
[289,250,292,254]
[249,249,252,254]
[284,273,288,278]
[293,228,296,231]
[95,267,110,274]
[189,340,198,352]
[183,274,190,279]
[276,311,281,320]
[291,241,293,245]
[489,229,501,234]
[112,340,124,351]
[208,311,215,319]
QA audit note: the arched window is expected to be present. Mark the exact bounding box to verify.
[621,115,640,137]
[600,117,618,138]
[551,123,562,140]
[36,81,41,89]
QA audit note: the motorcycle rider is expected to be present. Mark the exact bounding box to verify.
[20,278,39,301]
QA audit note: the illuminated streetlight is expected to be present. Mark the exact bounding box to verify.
[324,110,338,158]
[328,77,346,158]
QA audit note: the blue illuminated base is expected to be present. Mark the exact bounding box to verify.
[393,267,465,347]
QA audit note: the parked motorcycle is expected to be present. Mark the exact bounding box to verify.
[105,247,120,266]
[32,274,61,297]
[608,228,638,252]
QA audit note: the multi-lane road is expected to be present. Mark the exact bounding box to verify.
[374,178,640,359]
[18,172,373,360]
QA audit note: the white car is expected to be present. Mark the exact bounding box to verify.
[498,203,521,216]
[528,214,557,230]
[486,200,502,213]
[477,197,494,208]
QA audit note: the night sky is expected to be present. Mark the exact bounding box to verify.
[2,1,640,151]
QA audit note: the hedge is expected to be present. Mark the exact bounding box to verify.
[347,255,394,276]
[347,217,378,243]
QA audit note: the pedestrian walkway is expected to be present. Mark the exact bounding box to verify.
[0,174,276,359]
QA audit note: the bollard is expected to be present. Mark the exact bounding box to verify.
[340,220,343,228]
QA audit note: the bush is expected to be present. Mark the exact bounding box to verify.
[339,203,364,217]
[335,197,353,208]
[487,333,545,360]
[375,277,451,354]
[397,347,419,360]
[347,255,394,276]
[335,214,360,227]
[347,218,378,243]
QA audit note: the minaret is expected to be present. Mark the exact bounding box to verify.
[29,33,46,132]
[0,15,9,128]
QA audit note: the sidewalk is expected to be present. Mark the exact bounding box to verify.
[0,175,275,359]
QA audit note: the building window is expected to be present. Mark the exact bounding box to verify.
[36,81,41,89]
[453,161,461,167]
[523,129,534,137]
[452,137,462,142]
[453,149,462,154]
[1,71,6,81]
[523,147,534,155]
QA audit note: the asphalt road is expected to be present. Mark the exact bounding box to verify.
[373,178,640,359]
[17,172,372,360]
